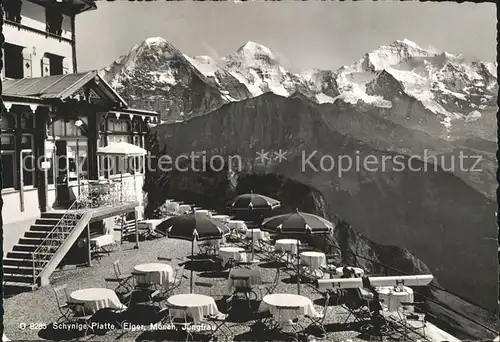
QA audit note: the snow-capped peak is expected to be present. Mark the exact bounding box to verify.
[144,37,167,46]
[237,41,274,57]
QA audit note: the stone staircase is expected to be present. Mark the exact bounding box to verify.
[3,212,66,293]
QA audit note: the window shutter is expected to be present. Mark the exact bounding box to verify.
[62,59,70,74]
[41,57,50,76]
[22,51,32,78]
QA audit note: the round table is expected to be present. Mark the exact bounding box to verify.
[219,246,245,264]
[261,294,320,323]
[300,251,327,272]
[245,228,266,241]
[275,239,300,254]
[336,266,364,277]
[194,209,211,217]
[376,286,414,312]
[133,263,174,286]
[178,204,192,214]
[70,288,126,314]
[227,220,247,232]
[228,268,262,290]
[211,215,231,223]
[167,294,221,323]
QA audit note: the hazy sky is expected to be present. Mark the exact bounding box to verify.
[76,2,496,72]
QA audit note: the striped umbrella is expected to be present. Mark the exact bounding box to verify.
[226,191,281,211]
[158,213,230,292]
[262,209,334,294]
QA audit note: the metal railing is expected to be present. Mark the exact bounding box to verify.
[330,246,498,338]
[30,178,139,285]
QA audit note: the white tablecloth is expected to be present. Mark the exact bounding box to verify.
[376,286,414,312]
[194,209,211,217]
[300,251,327,272]
[227,220,247,232]
[90,234,115,248]
[219,246,245,264]
[260,294,321,323]
[178,204,192,214]
[137,219,163,233]
[336,266,364,277]
[245,228,266,241]
[133,263,174,286]
[275,239,300,254]
[70,288,126,314]
[211,215,231,223]
[227,268,262,290]
[167,202,180,213]
[167,294,221,324]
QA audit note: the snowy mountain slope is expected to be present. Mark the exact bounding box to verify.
[101,37,497,139]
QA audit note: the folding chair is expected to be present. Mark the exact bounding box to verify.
[52,285,94,337]
[307,292,330,336]
[52,284,73,323]
[163,265,187,296]
[206,312,232,340]
[230,275,257,310]
[274,306,304,342]
[128,273,162,308]
[256,267,280,299]
[194,281,214,297]
[105,260,134,295]
[397,302,427,340]
[164,303,194,342]
[341,288,373,325]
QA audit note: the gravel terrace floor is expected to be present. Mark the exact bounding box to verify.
[4,236,421,341]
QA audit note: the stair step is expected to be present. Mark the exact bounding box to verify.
[19,237,65,245]
[34,218,60,226]
[6,251,55,259]
[3,274,36,283]
[25,231,70,239]
[3,258,48,267]
[3,266,44,275]
[12,244,38,252]
[41,212,65,219]
[30,225,57,232]
[3,281,38,292]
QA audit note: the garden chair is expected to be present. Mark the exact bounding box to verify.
[307,292,330,337]
[256,267,281,299]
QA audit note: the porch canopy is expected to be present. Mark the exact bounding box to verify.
[97,142,147,156]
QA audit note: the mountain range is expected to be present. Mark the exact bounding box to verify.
[100,37,497,143]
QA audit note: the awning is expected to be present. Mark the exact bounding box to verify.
[97,142,147,156]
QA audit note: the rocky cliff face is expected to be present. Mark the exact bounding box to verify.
[147,93,497,316]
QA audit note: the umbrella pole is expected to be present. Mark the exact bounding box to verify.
[297,239,300,295]
[190,239,194,293]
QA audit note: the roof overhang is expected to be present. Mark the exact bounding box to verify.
[27,0,97,16]
[3,71,128,109]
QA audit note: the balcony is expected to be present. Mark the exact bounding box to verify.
[4,18,72,44]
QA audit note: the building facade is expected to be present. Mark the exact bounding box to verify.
[1,1,158,228]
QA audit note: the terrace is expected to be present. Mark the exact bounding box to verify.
[3,203,460,342]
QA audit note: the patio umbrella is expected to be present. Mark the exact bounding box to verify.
[262,208,334,294]
[226,191,280,262]
[158,213,230,293]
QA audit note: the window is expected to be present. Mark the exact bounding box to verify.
[1,135,16,189]
[49,119,84,137]
[132,135,142,147]
[3,0,22,23]
[107,118,130,132]
[1,113,15,131]
[132,119,141,133]
[4,43,24,79]
[20,134,34,187]
[107,134,131,144]
[46,7,63,36]
[49,54,63,76]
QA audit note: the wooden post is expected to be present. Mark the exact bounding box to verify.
[19,150,24,212]
[297,239,300,295]
[134,212,139,249]
[190,239,194,293]
[120,213,124,245]
[87,223,91,266]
